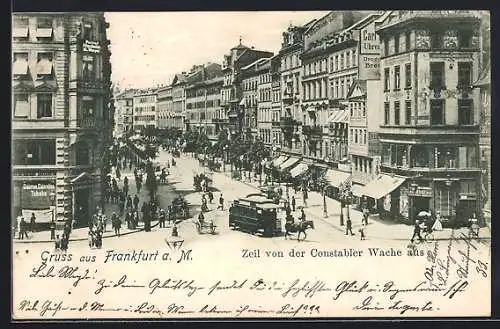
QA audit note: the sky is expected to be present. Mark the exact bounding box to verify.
[105,11,330,89]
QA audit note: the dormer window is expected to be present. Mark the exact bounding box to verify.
[36,17,53,40]
[13,53,29,78]
[36,52,54,79]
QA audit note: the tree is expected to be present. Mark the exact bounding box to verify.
[145,162,158,201]
[338,179,352,226]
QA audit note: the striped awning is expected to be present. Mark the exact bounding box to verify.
[306,106,316,112]
[279,157,300,171]
[272,155,288,167]
[329,109,349,124]
[358,174,406,200]
[325,169,351,188]
[290,163,309,178]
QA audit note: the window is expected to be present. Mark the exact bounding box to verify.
[363,130,367,144]
[37,94,53,118]
[346,51,351,68]
[394,66,400,90]
[355,129,358,143]
[350,104,354,117]
[362,103,366,117]
[430,62,445,88]
[384,102,390,125]
[36,17,53,39]
[458,99,473,125]
[430,99,445,125]
[82,21,94,40]
[430,29,442,49]
[458,62,472,87]
[352,49,357,67]
[14,93,30,118]
[82,55,95,80]
[405,63,411,89]
[13,53,29,77]
[350,129,353,142]
[394,35,400,54]
[384,39,389,56]
[394,101,400,125]
[36,53,53,78]
[405,101,411,125]
[384,68,390,91]
[13,139,56,165]
[335,55,339,71]
[13,17,29,39]
[458,30,472,48]
[405,31,411,51]
[340,53,344,69]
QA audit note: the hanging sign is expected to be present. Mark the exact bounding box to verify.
[83,40,101,53]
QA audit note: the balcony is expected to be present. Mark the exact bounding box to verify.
[282,92,297,104]
[302,125,323,136]
[78,116,104,129]
[69,79,105,92]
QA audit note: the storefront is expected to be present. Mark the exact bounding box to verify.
[70,172,95,228]
[14,180,57,229]
[324,168,351,200]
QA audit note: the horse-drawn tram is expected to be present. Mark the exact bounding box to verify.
[228,194,282,237]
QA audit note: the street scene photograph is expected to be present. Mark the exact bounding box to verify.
[11,10,492,319]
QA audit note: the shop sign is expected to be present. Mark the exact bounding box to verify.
[83,40,101,53]
[359,22,381,80]
[407,186,433,197]
[459,193,476,200]
[21,182,55,209]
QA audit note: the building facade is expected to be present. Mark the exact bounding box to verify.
[12,13,112,227]
[171,73,187,131]
[132,89,157,131]
[374,10,483,226]
[114,89,135,136]
[157,85,173,129]
[256,59,273,147]
[270,55,282,155]
[240,58,265,140]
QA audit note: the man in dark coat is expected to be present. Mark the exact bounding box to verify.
[410,219,424,243]
[133,194,140,210]
[345,218,355,236]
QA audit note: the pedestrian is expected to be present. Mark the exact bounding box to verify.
[112,215,121,237]
[159,209,166,228]
[126,195,133,211]
[133,211,139,229]
[359,223,366,240]
[345,218,354,236]
[217,194,224,210]
[299,209,306,223]
[362,207,369,226]
[302,188,308,207]
[50,220,56,240]
[116,166,121,181]
[60,234,69,252]
[124,211,132,229]
[30,212,36,232]
[410,219,423,243]
[208,190,214,204]
[55,234,62,250]
[291,196,296,212]
[133,194,140,211]
[18,217,28,240]
[432,211,443,231]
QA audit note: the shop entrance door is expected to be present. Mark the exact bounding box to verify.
[74,188,90,228]
[412,196,431,222]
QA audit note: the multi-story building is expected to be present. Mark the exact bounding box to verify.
[279,23,313,159]
[256,58,273,147]
[220,40,273,135]
[344,13,384,198]
[114,89,135,136]
[184,63,223,141]
[270,55,282,156]
[12,13,112,227]
[132,89,157,131]
[474,62,490,225]
[171,73,187,131]
[240,58,266,140]
[370,10,483,226]
[157,85,173,129]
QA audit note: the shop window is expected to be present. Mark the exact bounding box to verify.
[14,93,30,118]
[37,93,53,118]
[458,99,473,125]
[430,99,445,125]
[436,146,458,168]
[411,145,430,168]
[13,139,56,165]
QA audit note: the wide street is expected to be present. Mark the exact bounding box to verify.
[13,148,491,256]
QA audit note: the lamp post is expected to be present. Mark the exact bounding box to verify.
[323,183,328,218]
[49,191,56,240]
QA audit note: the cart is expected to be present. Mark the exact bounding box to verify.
[194,219,217,235]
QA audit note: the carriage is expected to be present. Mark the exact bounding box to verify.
[170,196,190,220]
[194,218,217,235]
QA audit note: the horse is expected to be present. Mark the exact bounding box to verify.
[284,220,315,241]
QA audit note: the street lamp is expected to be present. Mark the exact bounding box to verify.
[323,183,328,218]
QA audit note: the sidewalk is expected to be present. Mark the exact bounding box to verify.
[14,160,169,244]
[218,168,491,242]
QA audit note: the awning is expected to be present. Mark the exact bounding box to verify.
[279,157,300,171]
[13,58,29,75]
[290,163,309,178]
[351,184,364,197]
[13,27,29,38]
[36,28,53,38]
[239,97,245,106]
[329,109,349,124]
[325,169,351,188]
[359,174,406,200]
[272,155,288,167]
[306,106,316,112]
[70,172,92,184]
